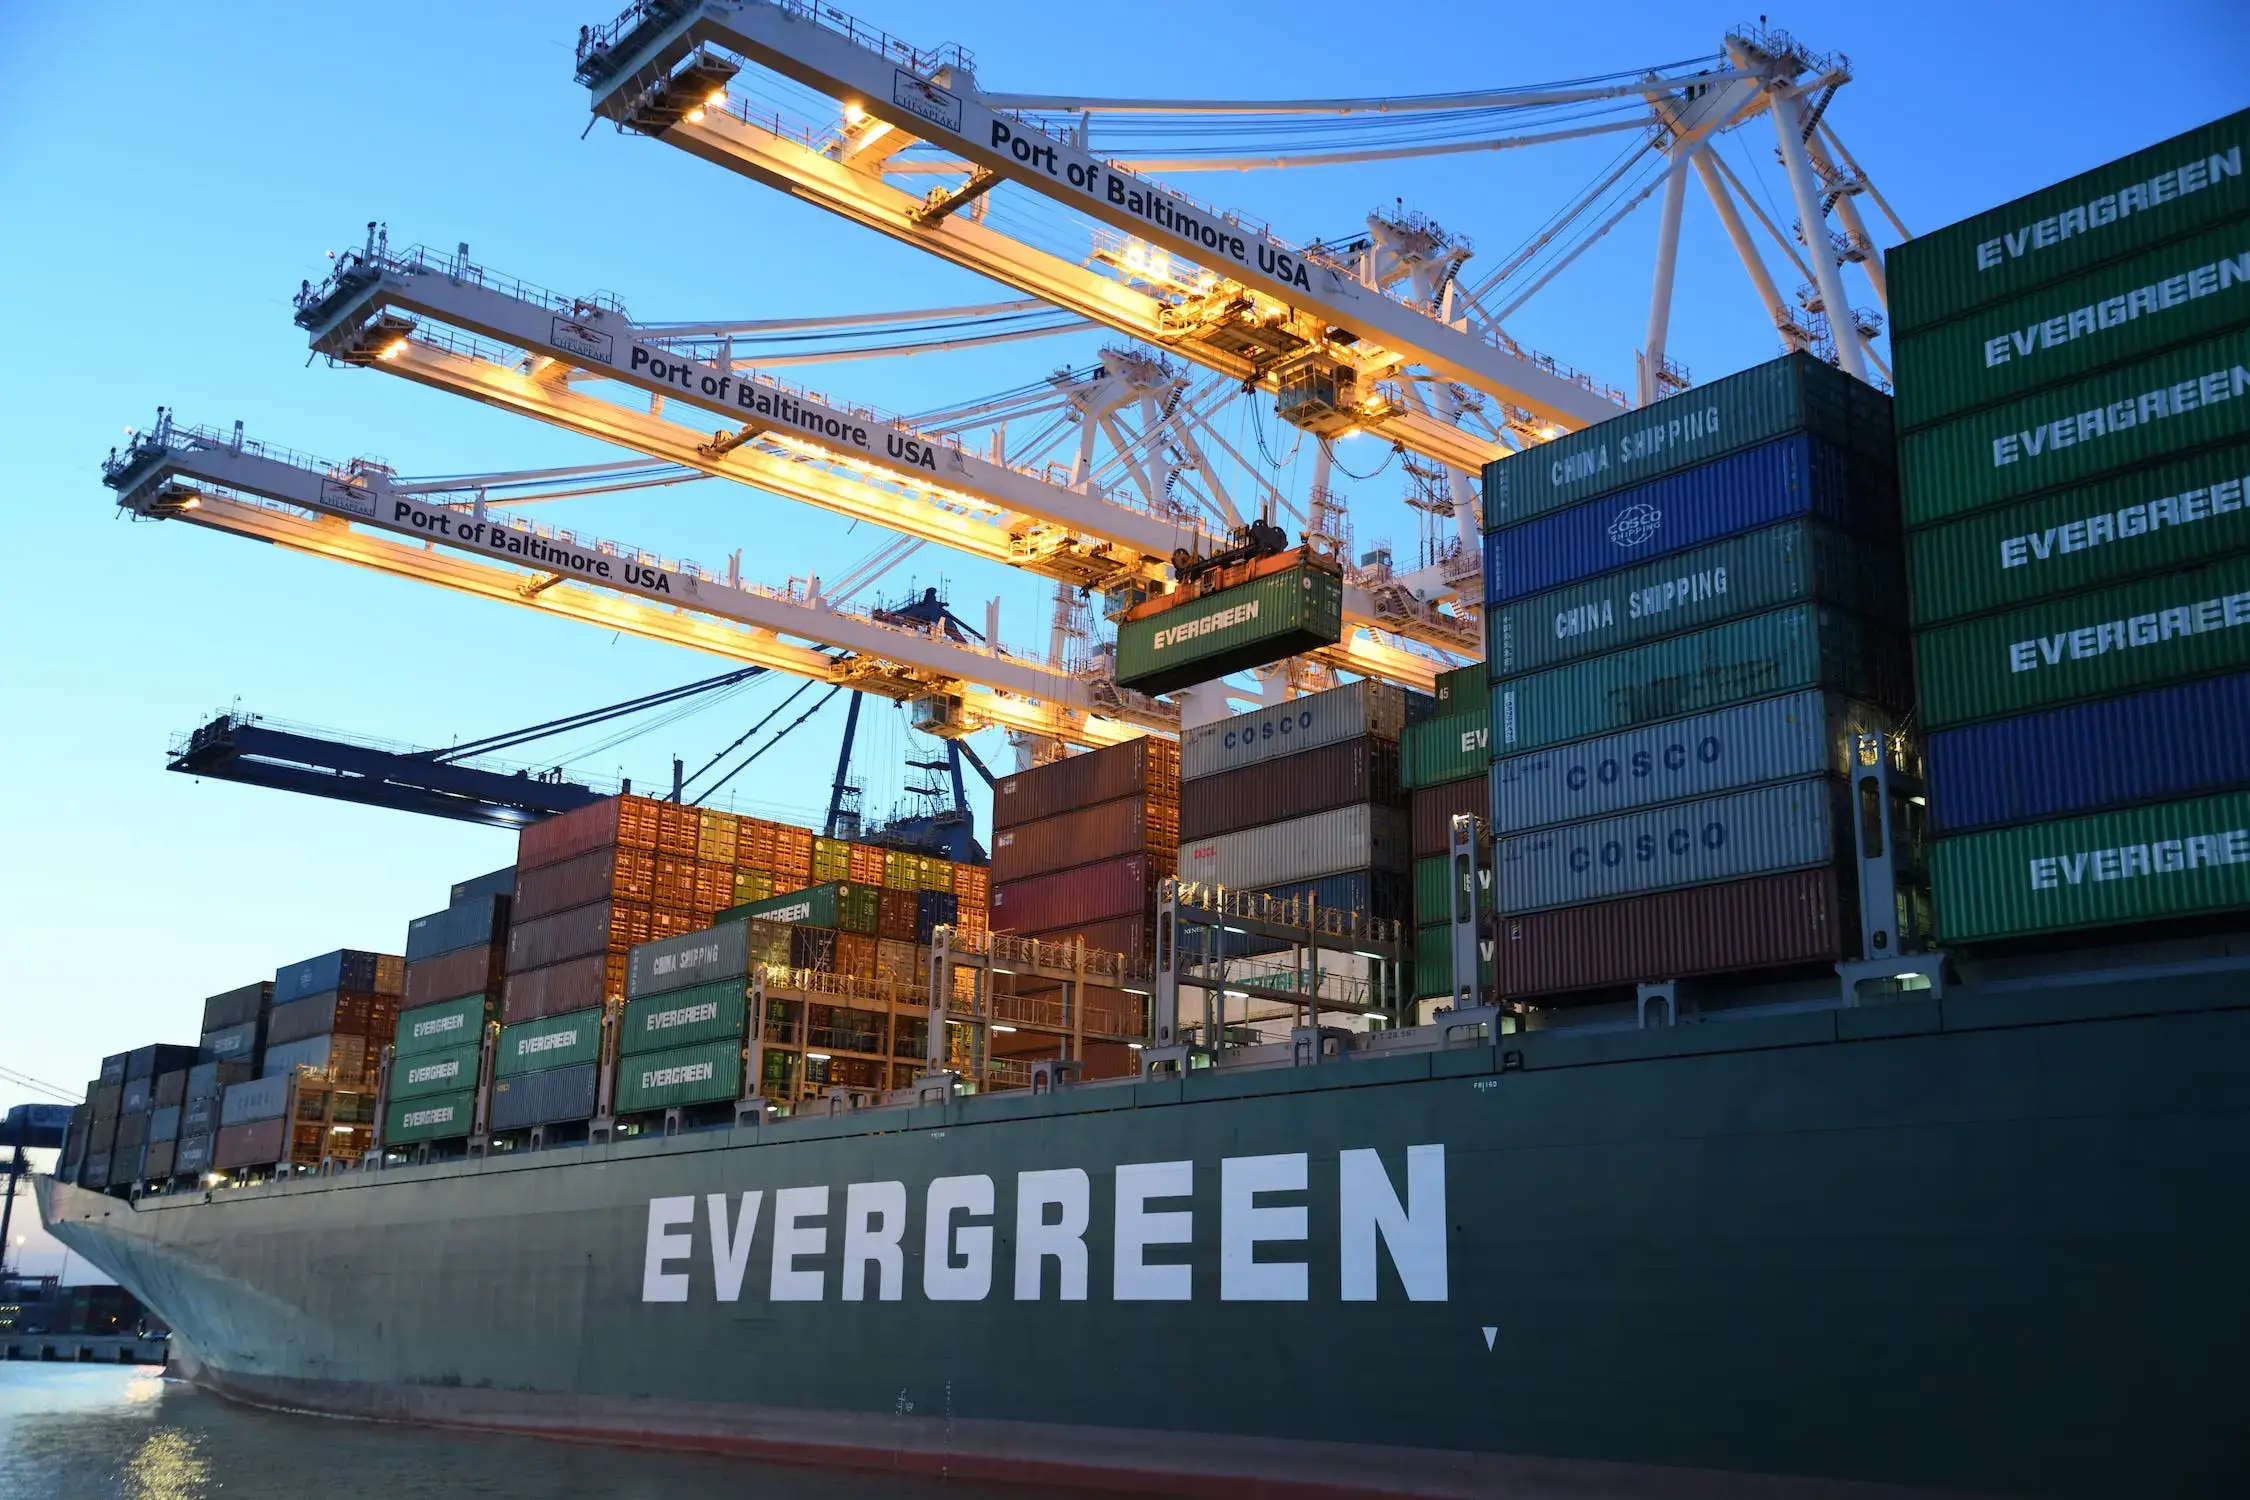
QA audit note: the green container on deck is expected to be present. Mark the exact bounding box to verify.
[1907,441,2250,625]
[1485,521,1903,677]
[1899,325,2250,529]
[1491,605,1912,756]
[1914,552,2250,728]
[1895,218,2250,431]
[1413,922,1491,1001]
[394,994,490,1057]
[1889,110,2250,335]
[384,1089,475,1145]
[1402,706,1491,790]
[1414,853,1493,927]
[1114,560,1344,697]
[494,1007,603,1078]
[1432,662,1485,711]
[388,1041,481,1100]
[1481,353,1891,531]
[614,1038,744,1113]
[1931,787,2250,943]
[720,882,878,936]
[620,980,749,1057]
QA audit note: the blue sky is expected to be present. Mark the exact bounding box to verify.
[0,0,2242,1265]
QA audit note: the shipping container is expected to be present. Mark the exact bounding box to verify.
[185,1060,249,1102]
[385,1089,476,1145]
[174,1133,212,1177]
[97,1054,127,1088]
[267,990,396,1048]
[514,794,659,873]
[1896,218,2250,431]
[198,1019,264,1066]
[1899,325,2250,528]
[115,1112,147,1150]
[212,1118,287,1172]
[1432,662,1484,712]
[716,882,880,938]
[515,845,652,922]
[199,981,271,1032]
[1412,776,1487,858]
[87,1114,116,1155]
[1483,435,1896,604]
[1888,110,2250,334]
[877,887,918,942]
[836,931,878,977]
[812,836,852,885]
[994,736,1179,828]
[1482,352,1891,528]
[500,951,616,1023]
[390,1042,482,1101]
[731,867,776,909]
[1906,441,2250,624]
[994,794,1182,881]
[396,994,491,1056]
[220,1076,290,1127]
[80,1151,111,1189]
[1489,520,1904,677]
[1114,557,1346,696]
[1402,706,1491,790]
[1492,605,1912,755]
[181,1093,220,1137]
[1495,867,1849,996]
[1178,737,1398,842]
[405,895,509,963]
[143,1139,176,1182]
[1180,804,1412,889]
[1234,869,1412,924]
[1931,786,2250,942]
[1413,921,1492,1001]
[494,1008,604,1078]
[1414,853,1493,928]
[151,1070,186,1109]
[125,1044,196,1081]
[148,1105,180,1144]
[1915,551,2250,727]
[107,1143,144,1187]
[273,950,399,1006]
[789,926,837,973]
[450,866,516,907]
[506,901,614,972]
[90,1086,119,1122]
[991,853,1165,932]
[914,891,959,943]
[614,1039,744,1114]
[621,980,749,1056]
[1489,690,1895,834]
[403,942,502,1010]
[627,921,752,998]
[1927,670,2250,833]
[744,919,792,971]
[1180,680,1407,781]
[261,1034,370,1083]
[119,1078,149,1116]
[486,1063,599,1132]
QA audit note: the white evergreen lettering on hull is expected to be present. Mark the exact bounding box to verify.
[636,1146,1447,1305]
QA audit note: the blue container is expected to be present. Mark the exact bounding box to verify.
[487,1062,599,1131]
[1926,670,2250,834]
[449,866,517,906]
[274,949,384,1006]
[405,896,508,963]
[914,890,960,942]
[1481,435,1892,605]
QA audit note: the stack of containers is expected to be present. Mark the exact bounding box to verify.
[1890,111,2250,945]
[262,949,404,1087]
[143,1066,188,1185]
[490,996,606,1135]
[214,1072,373,1174]
[79,1054,124,1189]
[720,883,880,1096]
[1481,351,1914,998]
[1177,681,1412,936]
[989,737,1179,968]
[1405,665,1492,999]
[176,1056,251,1181]
[112,1046,195,1188]
[387,868,513,1147]
[197,981,271,1073]
[505,795,666,1025]
[613,925,753,1117]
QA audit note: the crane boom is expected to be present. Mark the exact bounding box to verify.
[103,419,1163,748]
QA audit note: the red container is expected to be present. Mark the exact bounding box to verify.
[878,888,918,943]
[516,796,662,873]
[1494,868,1847,997]
[143,1139,177,1182]
[992,854,1165,933]
[1179,737,1398,842]
[991,795,1179,884]
[506,901,614,972]
[501,953,618,1023]
[266,990,397,1046]
[1410,776,1486,859]
[992,736,1179,831]
[836,930,880,978]
[515,846,653,921]
[152,1070,188,1109]
[212,1117,287,1172]
[403,943,502,1009]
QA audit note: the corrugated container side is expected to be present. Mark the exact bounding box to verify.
[515,846,650,922]
[993,736,1179,829]
[1887,111,2250,332]
[173,1134,212,1177]
[790,926,837,973]
[449,866,516,907]
[1178,738,1397,842]
[1412,776,1488,857]
[80,1151,111,1189]
[185,1060,249,1102]
[1114,561,1345,697]
[514,795,630,873]
[1492,606,1913,755]
[220,1076,290,1127]
[1180,681,1406,780]
[724,881,843,930]
[1495,868,1849,995]
[260,1034,370,1083]
[506,901,614,972]
[114,1112,147,1149]
[1894,217,2250,430]
[991,854,1165,932]
[120,1079,149,1115]
[266,990,397,1048]
[614,1039,745,1113]
[385,1089,476,1144]
[1899,325,2250,528]
[1179,804,1412,889]
[1483,435,1895,604]
[914,892,958,943]
[389,1043,481,1100]
[198,1019,264,1066]
[198,982,271,1032]
[1414,853,1493,927]
[181,1094,221,1137]
[627,922,752,998]
[1235,869,1412,924]
[98,1054,127,1088]
[1402,707,1491,790]
[621,981,749,1056]
[1915,552,2250,728]
[1482,352,1890,527]
[90,1084,120,1119]
[396,994,491,1056]
[993,794,1181,881]
[1927,670,2250,833]
[87,1115,116,1152]
[403,943,502,1010]
[1907,443,2250,625]
[272,950,390,1007]
[500,952,616,1024]
[878,888,917,942]
[1931,787,2250,942]
[106,1144,144,1186]
[143,1140,176,1181]
[494,1008,605,1077]
[151,1070,187,1108]
[1413,922,1493,1001]
[1017,915,1157,970]
[148,1105,181,1144]
[486,1063,599,1131]
[405,895,508,963]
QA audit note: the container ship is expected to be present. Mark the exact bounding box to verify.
[39,10,2250,1496]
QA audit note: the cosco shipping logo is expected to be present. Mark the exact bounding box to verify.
[1225,709,1314,753]
[1607,503,1662,548]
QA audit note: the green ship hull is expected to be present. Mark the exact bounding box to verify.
[40,957,2250,1498]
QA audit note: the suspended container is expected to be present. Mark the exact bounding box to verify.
[1114,554,1345,697]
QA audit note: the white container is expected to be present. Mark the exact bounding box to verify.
[1181,681,1407,782]
[1180,804,1412,888]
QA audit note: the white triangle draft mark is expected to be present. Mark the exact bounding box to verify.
[1482,1326,1498,1351]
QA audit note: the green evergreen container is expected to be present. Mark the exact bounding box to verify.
[1899,325,2250,528]
[614,1038,743,1113]
[1402,705,1491,789]
[1491,606,1912,756]
[384,1089,475,1145]
[719,883,878,936]
[1896,218,2250,431]
[1915,552,2250,728]
[1931,787,2250,942]
[1412,922,1491,1000]
[1890,110,2250,335]
[1432,662,1485,711]
[388,1041,481,1101]
[620,980,749,1057]
[1413,853,1493,927]
[394,994,489,1057]
[1485,521,1903,677]
[493,1007,603,1078]
[1908,442,2250,625]
[1114,560,1344,696]
[1481,353,1891,530]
